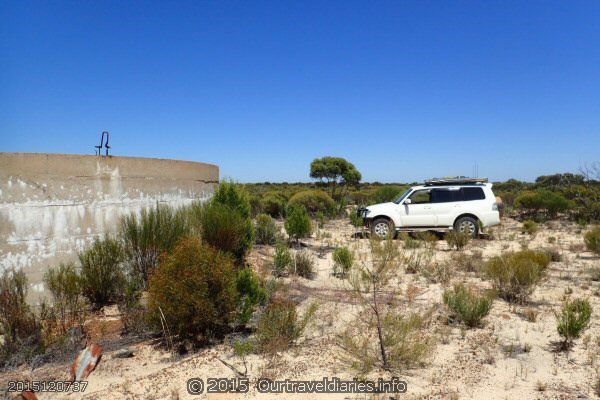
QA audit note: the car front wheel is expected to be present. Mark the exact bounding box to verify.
[454,216,479,238]
[371,218,394,238]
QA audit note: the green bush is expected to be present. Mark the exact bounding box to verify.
[443,284,493,328]
[515,190,571,218]
[261,192,287,218]
[200,202,254,263]
[0,269,42,367]
[285,205,312,242]
[213,180,252,219]
[584,227,600,255]
[521,219,539,236]
[484,250,550,303]
[254,214,278,245]
[348,208,364,228]
[445,231,470,250]
[332,247,354,277]
[372,185,406,204]
[290,251,315,279]
[555,298,592,348]
[287,190,335,216]
[148,237,238,341]
[120,204,190,286]
[235,268,266,325]
[43,262,85,334]
[79,236,126,309]
[255,297,317,353]
[272,242,293,277]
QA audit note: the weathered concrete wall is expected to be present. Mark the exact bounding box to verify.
[0,153,218,293]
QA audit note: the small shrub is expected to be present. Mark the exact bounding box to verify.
[417,231,438,249]
[443,284,493,328]
[43,262,85,334]
[200,202,254,263]
[287,190,335,216]
[401,233,421,249]
[235,267,266,325]
[79,236,126,309]
[254,214,278,245]
[484,250,550,303]
[452,252,482,273]
[543,247,562,262]
[584,227,600,255]
[290,251,315,279]
[284,205,312,242]
[332,247,354,277]
[422,262,452,284]
[555,298,592,349]
[255,297,317,353]
[445,231,470,250]
[261,193,287,218]
[348,208,364,228]
[521,220,539,236]
[272,242,292,277]
[0,269,42,367]
[120,204,190,286]
[148,237,238,341]
[212,180,252,219]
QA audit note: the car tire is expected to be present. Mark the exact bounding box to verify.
[371,218,394,238]
[454,216,479,238]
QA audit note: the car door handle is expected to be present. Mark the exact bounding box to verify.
[424,206,431,209]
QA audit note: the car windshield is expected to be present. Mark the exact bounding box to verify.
[393,189,412,204]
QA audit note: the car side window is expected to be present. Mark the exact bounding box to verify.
[409,189,431,204]
[431,189,451,203]
[462,187,485,201]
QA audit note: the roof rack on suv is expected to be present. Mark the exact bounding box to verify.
[424,177,488,186]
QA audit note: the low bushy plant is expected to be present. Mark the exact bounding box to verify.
[235,267,266,325]
[555,298,592,349]
[272,242,293,277]
[284,205,312,242]
[287,190,335,216]
[43,262,85,334]
[445,231,470,250]
[443,284,493,328]
[255,297,317,353]
[332,247,354,277]
[515,190,571,218]
[0,269,42,367]
[200,202,253,263]
[120,204,190,286]
[584,227,600,255]
[521,219,539,236]
[261,192,287,218]
[148,237,238,341]
[484,250,550,303]
[290,251,315,279]
[79,236,126,309]
[254,214,278,245]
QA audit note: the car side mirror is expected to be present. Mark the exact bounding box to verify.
[404,198,412,205]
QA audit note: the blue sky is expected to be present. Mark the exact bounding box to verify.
[1,1,599,183]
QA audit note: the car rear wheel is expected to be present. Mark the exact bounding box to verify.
[371,218,394,238]
[454,216,479,238]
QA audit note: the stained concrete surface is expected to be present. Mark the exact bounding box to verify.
[0,153,218,298]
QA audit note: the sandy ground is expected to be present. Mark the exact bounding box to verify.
[2,217,599,400]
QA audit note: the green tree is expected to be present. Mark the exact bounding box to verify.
[309,156,361,200]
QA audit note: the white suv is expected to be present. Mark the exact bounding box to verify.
[358,178,501,238]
